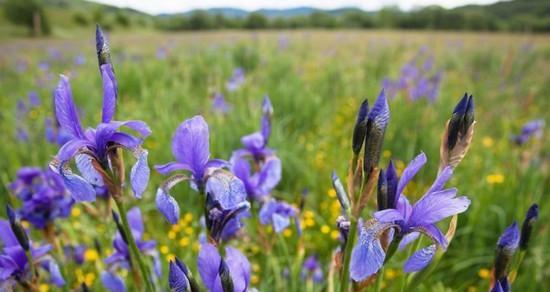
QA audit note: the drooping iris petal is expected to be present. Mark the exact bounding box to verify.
[75,154,104,186]
[60,170,96,202]
[414,224,447,248]
[272,213,291,233]
[130,149,150,199]
[403,245,437,272]
[225,246,251,292]
[101,271,126,292]
[198,243,222,292]
[169,260,190,292]
[172,116,210,179]
[54,75,84,138]
[156,189,180,225]
[57,139,94,163]
[409,188,470,226]
[350,223,386,281]
[100,64,117,123]
[256,157,282,195]
[206,171,247,210]
[398,232,420,250]
[48,260,65,286]
[396,152,427,196]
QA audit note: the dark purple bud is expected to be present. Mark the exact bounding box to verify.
[175,257,200,292]
[493,222,519,280]
[377,169,388,210]
[363,90,390,176]
[218,258,234,292]
[96,24,111,67]
[448,94,475,150]
[378,161,398,210]
[331,171,350,213]
[112,211,128,244]
[520,204,539,250]
[169,259,190,292]
[352,99,369,155]
[6,204,30,251]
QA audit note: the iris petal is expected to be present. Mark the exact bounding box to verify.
[350,222,386,281]
[403,245,437,273]
[101,271,126,292]
[155,188,180,225]
[130,149,150,199]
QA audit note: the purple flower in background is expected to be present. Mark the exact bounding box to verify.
[511,119,544,145]
[28,91,40,107]
[226,67,245,91]
[301,255,323,283]
[104,207,161,278]
[231,156,281,201]
[74,54,86,66]
[45,117,72,146]
[350,153,470,280]
[198,243,251,292]
[9,167,73,229]
[0,220,65,288]
[49,27,151,202]
[259,199,298,233]
[212,92,231,113]
[64,244,86,265]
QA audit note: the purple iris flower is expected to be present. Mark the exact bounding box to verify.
[104,207,161,278]
[101,271,126,292]
[9,167,74,229]
[49,30,151,202]
[212,92,231,113]
[301,255,323,283]
[231,95,274,163]
[226,68,245,92]
[350,153,470,280]
[64,244,86,265]
[259,199,298,233]
[231,156,281,201]
[0,220,64,289]
[511,119,544,145]
[155,116,248,225]
[198,243,251,292]
[28,91,40,107]
[205,187,250,243]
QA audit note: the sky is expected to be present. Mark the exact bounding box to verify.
[89,0,501,15]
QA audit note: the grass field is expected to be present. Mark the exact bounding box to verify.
[0,30,548,291]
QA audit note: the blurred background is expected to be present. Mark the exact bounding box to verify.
[0,0,548,291]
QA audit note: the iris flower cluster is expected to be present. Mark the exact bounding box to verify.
[334,90,476,291]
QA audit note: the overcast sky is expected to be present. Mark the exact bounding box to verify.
[89,0,501,15]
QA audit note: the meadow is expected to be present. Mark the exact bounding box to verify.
[0,29,548,291]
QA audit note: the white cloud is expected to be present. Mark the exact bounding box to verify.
[88,0,500,15]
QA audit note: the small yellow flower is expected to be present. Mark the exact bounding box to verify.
[71,207,81,217]
[179,237,190,247]
[168,231,176,240]
[303,210,314,219]
[184,227,194,235]
[84,249,99,262]
[385,268,397,280]
[252,263,260,273]
[85,272,96,286]
[160,245,169,254]
[482,137,494,148]
[283,229,292,237]
[320,225,330,234]
[383,150,392,158]
[304,218,315,228]
[183,213,193,222]
[486,174,504,184]
[251,275,260,285]
[327,189,337,198]
[171,224,181,232]
[478,268,490,279]
[331,230,340,240]
[39,284,50,292]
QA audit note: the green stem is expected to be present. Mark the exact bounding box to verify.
[375,266,384,292]
[339,217,358,292]
[114,199,154,292]
[277,232,294,291]
[25,250,35,283]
